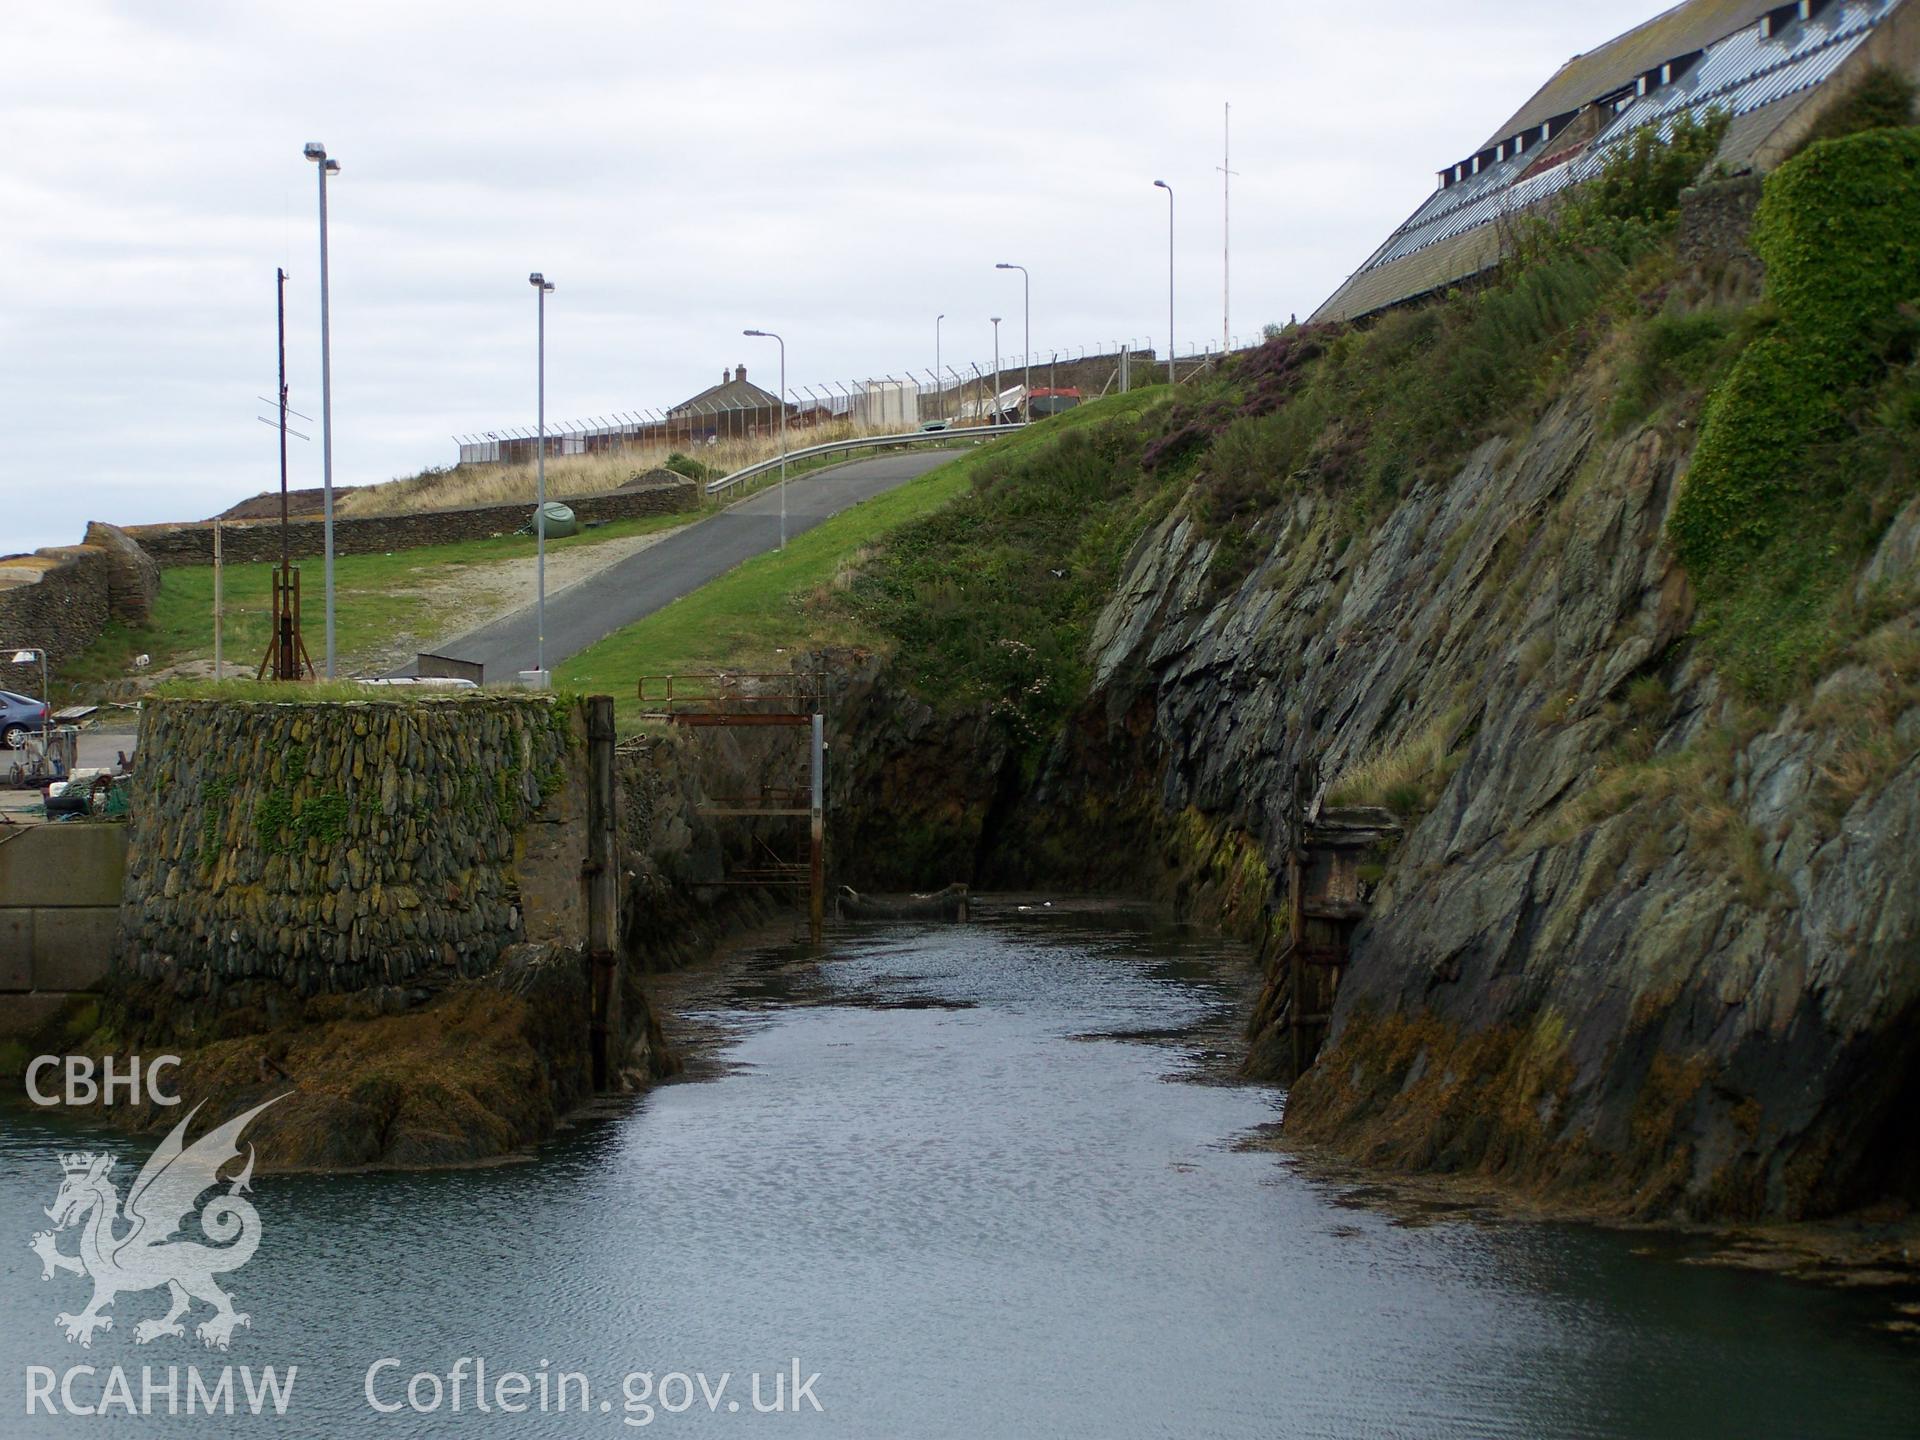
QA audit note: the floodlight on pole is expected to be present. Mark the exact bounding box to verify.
[935,313,944,422]
[304,142,341,676]
[744,329,787,548]
[995,264,1031,421]
[530,273,555,685]
[1154,180,1174,385]
[990,318,1002,425]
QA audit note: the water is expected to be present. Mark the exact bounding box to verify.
[2,905,1917,1437]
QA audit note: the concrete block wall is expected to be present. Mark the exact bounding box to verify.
[0,825,127,1042]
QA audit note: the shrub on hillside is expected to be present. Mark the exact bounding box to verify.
[1669,126,1920,693]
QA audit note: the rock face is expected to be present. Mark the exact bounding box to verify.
[832,365,1919,1222]
[1044,375,1920,1221]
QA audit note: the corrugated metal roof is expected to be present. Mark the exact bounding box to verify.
[1312,0,1900,324]
[1483,0,1780,146]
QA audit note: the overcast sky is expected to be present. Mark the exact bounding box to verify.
[0,0,1676,553]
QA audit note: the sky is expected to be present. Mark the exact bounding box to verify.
[0,0,1680,554]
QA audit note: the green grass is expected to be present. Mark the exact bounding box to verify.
[59,511,692,695]
[557,455,977,730]
[556,399,1168,733]
[143,678,574,704]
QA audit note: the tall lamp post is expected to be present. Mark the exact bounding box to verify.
[994,264,1030,422]
[302,143,341,677]
[744,329,787,548]
[6,648,48,746]
[935,313,944,423]
[529,273,555,685]
[990,318,1002,425]
[1154,179,1174,386]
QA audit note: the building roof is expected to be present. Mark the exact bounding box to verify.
[1482,0,1782,146]
[668,365,784,416]
[1311,0,1902,324]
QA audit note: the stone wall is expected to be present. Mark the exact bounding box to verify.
[0,549,111,693]
[0,523,160,690]
[1678,175,1765,277]
[0,824,128,1063]
[126,479,696,568]
[116,694,585,1002]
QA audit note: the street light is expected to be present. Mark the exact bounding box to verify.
[303,142,341,677]
[6,648,48,745]
[1154,180,1174,385]
[935,313,944,423]
[743,329,787,548]
[990,318,1002,425]
[995,264,1030,422]
[529,273,555,686]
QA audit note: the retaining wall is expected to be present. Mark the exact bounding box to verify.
[125,479,697,568]
[0,824,127,1053]
[0,523,160,690]
[1678,174,1765,276]
[116,694,587,1000]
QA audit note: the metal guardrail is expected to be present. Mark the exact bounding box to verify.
[704,424,1029,496]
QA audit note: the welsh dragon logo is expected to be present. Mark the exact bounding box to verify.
[28,1095,287,1350]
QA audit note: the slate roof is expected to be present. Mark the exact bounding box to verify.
[668,367,784,416]
[1312,0,1903,324]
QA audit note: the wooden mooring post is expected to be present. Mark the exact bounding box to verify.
[1281,760,1402,1078]
[586,695,619,1089]
[636,673,829,945]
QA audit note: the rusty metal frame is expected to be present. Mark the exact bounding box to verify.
[639,673,828,941]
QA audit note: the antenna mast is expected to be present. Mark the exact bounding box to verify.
[1218,101,1239,354]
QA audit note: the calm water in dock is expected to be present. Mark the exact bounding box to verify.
[3,906,1917,1437]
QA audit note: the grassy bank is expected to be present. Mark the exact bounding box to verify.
[556,395,1167,733]
[62,511,690,693]
[556,454,985,730]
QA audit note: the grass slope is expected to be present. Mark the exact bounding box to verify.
[556,398,1167,732]
[63,512,689,692]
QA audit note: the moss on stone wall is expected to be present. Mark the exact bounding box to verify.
[118,694,582,999]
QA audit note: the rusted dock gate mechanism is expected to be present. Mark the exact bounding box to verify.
[1260,762,1402,1078]
[638,674,828,944]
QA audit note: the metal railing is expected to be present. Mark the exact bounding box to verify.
[704,424,1027,496]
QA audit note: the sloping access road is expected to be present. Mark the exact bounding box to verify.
[399,447,967,680]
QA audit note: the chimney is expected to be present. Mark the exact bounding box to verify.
[723,367,731,383]
[736,363,747,382]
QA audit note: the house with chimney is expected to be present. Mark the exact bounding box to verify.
[666,364,790,442]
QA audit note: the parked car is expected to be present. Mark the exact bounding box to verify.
[919,420,950,433]
[0,689,47,748]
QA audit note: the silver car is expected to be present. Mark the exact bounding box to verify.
[1,689,46,748]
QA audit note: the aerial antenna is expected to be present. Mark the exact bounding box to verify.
[1218,100,1240,355]
[256,267,316,682]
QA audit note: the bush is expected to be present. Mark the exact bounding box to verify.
[1669,127,1920,694]
[663,452,710,482]
[1557,110,1730,241]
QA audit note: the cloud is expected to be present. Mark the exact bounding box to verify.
[0,0,1672,553]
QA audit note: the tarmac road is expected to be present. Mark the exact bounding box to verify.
[394,446,972,681]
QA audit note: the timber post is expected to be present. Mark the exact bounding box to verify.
[586,694,619,1090]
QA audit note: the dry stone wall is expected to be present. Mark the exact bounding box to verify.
[126,479,696,568]
[0,548,112,693]
[117,695,585,1000]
